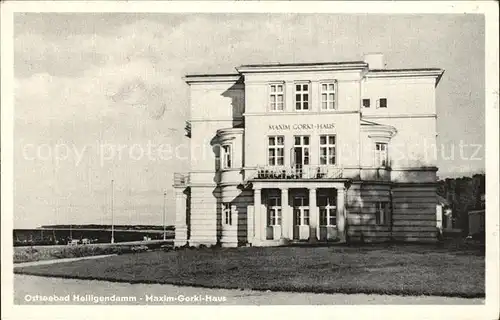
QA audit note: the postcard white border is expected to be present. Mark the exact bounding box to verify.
[1,1,498,320]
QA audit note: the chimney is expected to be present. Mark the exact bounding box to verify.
[364,53,385,69]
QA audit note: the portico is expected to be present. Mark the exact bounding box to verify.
[250,181,347,246]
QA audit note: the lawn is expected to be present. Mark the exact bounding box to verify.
[14,243,484,298]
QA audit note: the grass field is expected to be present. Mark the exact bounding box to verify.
[14,242,484,298]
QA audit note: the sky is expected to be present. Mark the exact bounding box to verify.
[14,13,485,228]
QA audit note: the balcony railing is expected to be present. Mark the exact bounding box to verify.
[250,165,343,180]
[173,173,190,187]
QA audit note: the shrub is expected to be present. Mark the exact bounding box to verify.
[13,244,128,263]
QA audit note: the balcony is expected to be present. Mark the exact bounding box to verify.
[173,173,190,187]
[248,165,344,181]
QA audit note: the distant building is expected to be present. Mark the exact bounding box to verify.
[174,53,444,247]
[468,194,485,236]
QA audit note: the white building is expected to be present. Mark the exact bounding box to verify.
[174,53,444,247]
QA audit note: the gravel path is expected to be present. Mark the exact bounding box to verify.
[14,275,484,305]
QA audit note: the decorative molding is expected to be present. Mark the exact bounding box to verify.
[391,166,438,172]
[361,121,397,140]
[184,74,242,84]
[189,118,241,122]
[236,62,368,74]
[188,183,218,188]
[243,110,359,116]
[362,114,437,119]
[217,128,245,136]
[365,69,445,85]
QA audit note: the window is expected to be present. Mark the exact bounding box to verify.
[293,135,310,166]
[269,84,284,111]
[293,197,309,225]
[319,135,336,165]
[321,82,336,110]
[319,196,336,226]
[267,197,282,226]
[221,145,232,169]
[377,98,387,108]
[223,203,232,225]
[375,201,391,225]
[375,142,388,167]
[295,83,310,110]
[268,136,285,166]
[362,99,370,108]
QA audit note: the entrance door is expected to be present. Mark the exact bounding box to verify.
[293,136,310,178]
[266,197,282,240]
[293,196,310,240]
[318,194,337,240]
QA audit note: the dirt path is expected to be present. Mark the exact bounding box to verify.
[14,275,484,305]
[14,254,117,268]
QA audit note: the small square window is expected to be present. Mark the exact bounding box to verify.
[379,98,387,108]
[362,99,370,108]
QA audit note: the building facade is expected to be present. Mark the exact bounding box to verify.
[174,54,444,247]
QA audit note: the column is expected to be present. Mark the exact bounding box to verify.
[288,191,294,241]
[281,188,289,239]
[309,188,318,242]
[247,205,254,244]
[261,194,267,241]
[253,188,262,243]
[174,188,188,247]
[337,187,346,243]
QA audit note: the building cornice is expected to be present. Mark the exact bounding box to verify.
[189,118,242,122]
[236,61,368,74]
[365,69,445,86]
[362,114,437,119]
[243,110,359,117]
[391,166,439,172]
[217,128,245,136]
[184,74,242,84]
[361,120,397,139]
